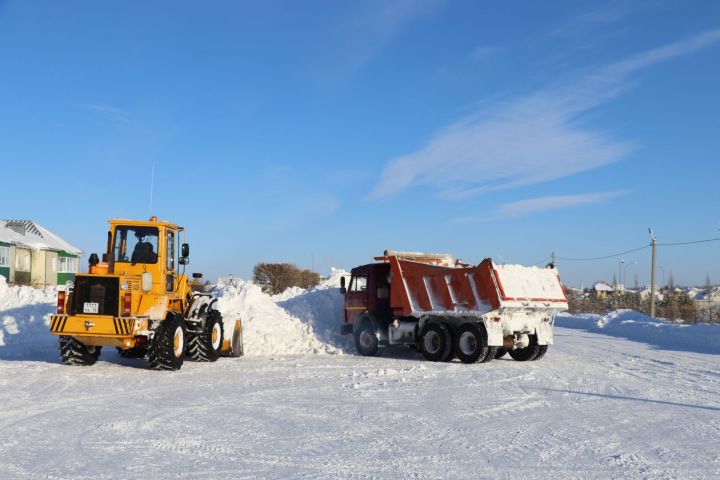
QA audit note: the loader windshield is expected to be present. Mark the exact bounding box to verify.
[113,226,159,264]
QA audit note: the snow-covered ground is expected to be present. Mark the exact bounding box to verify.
[1,275,719,479]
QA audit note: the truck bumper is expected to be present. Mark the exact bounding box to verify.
[50,314,149,347]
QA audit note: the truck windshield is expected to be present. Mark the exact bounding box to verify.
[113,226,159,264]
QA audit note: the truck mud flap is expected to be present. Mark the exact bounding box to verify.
[536,320,554,345]
[482,318,504,346]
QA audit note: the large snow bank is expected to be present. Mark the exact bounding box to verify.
[214,268,350,356]
[557,309,720,355]
[0,276,57,360]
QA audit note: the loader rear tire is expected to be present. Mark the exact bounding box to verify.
[509,334,541,362]
[187,310,224,362]
[59,336,101,366]
[420,322,452,362]
[354,318,379,356]
[148,314,186,371]
[454,323,489,364]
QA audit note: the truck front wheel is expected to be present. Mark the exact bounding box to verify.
[420,323,452,362]
[354,319,379,356]
[454,323,490,364]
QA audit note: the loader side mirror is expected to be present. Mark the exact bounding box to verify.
[180,243,190,265]
[192,273,203,279]
[340,276,346,294]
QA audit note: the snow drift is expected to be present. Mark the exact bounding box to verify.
[557,309,720,355]
[213,268,349,356]
[0,276,57,360]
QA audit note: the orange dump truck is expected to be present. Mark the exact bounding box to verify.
[340,251,568,363]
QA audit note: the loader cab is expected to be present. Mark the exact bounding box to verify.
[108,217,187,297]
[343,263,392,329]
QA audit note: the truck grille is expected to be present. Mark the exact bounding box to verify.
[72,276,119,316]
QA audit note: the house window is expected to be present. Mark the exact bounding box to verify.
[58,257,78,273]
[0,246,8,267]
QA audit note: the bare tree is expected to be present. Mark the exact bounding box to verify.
[252,263,321,295]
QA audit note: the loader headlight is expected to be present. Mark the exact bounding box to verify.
[120,282,128,291]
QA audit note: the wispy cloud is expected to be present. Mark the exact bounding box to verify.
[456,191,627,223]
[81,104,131,125]
[367,28,720,201]
[470,45,501,62]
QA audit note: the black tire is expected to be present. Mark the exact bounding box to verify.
[534,345,549,360]
[59,336,101,366]
[508,334,541,361]
[420,322,453,362]
[481,346,499,363]
[354,318,379,356]
[116,346,147,359]
[494,347,507,359]
[187,310,224,362]
[148,314,186,371]
[454,323,489,364]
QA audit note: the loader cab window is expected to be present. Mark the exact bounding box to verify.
[113,226,159,264]
[167,231,175,271]
[350,275,367,292]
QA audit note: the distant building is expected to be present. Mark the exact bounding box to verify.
[592,282,614,298]
[0,220,82,287]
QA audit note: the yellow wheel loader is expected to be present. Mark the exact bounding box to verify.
[50,217,244,370]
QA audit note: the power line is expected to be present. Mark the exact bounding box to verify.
[556,245,649,262]
[657,236,720,246]
[556,235,720,262]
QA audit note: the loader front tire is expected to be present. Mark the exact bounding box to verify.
[509,334,541,362]
[454,323,489,364]
[148,314,186,371]
[354,318,379,356]
[187,310,224,362]
[420,322,452,362]
[59,336,101,366]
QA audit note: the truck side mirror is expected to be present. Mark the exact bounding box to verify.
[340,276,346,294]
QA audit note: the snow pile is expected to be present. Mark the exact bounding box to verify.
[274,268,352,351]
[214,270,349,356]
[0,276,57,359]
[557,309,720,354]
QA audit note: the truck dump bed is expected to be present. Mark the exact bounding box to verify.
[382,253,567,318]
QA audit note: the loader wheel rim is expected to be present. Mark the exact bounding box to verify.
[424,331,441,355]
[459,331,477,355]
[211,322,221,350]
[173,327,184,358]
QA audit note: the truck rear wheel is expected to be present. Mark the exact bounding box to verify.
[187,310,224,362]
[534,345,549,360]
[59,336,101,366]
[454,323,489,364]
[508,334,541,361]
[494,348,507,359]
[148,314,186,371]
[420,322,452,362]
[354,319,379,356]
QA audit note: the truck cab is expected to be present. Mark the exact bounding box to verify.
[342,263,391,334]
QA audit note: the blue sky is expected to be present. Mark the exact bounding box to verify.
[1,0,719,287]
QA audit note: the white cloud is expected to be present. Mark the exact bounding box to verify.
[81,104,131,125]
[367,28,720,201]
[456,191,627,223]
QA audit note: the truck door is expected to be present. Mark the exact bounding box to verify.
[373,263,392,321]
[345,272,368,327]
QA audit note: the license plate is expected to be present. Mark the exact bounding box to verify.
[83,302,99,314]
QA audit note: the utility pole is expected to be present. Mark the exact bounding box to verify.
[551,251,556,267]
[649,228,657,318]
